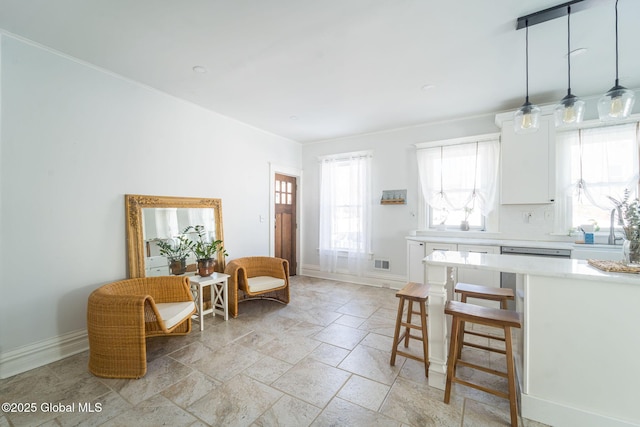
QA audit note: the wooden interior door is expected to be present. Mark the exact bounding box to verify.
[275,174,297,275]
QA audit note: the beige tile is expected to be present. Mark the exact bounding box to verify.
[339,344,402,385]
[307,342,350,367]
[313,323,368,350]
[360,332,395,353]
[243,354,293,384]
[380,376,464,426]
[337,300,380,318]
[337,375,390,411]
[161,372,220,407]
[256,333,321,365]
[190,342,262,382]
[311,397,400,427]
[167,340,218,365]
[253,395,321,427]
[102,394,196,427]
[283,321,325,337]
[56,391,131,427]
[98,356,193,405]
[463,398,517,427]
[335,314,366,328]
[272,358,350,407]
[188,374,282,426]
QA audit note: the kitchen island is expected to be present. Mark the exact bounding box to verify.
[424,251,639,427]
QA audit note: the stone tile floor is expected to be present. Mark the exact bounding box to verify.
[0,276,550,426]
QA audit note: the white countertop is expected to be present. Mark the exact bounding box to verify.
[424,251,639,285]
[406,235,575,249]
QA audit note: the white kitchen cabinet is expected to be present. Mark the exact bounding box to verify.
[500,117,555,204]
[407,240,426,283]
[456,244,501,308]
[407,240,457,285]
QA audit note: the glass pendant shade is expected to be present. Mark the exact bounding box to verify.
[598,0,635,122]
[514,20,539,134]
[514,101,541,134]
[554,92,585,126]
[555,6,584,128]
[598,84,635,121]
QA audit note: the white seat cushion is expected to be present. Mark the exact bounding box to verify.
[155,301,196,329]
[247,276,286,293]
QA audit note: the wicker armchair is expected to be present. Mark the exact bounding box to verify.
[87,276,196,379]
[224,256,290,318]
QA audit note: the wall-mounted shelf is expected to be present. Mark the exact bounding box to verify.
[381,189,406,205]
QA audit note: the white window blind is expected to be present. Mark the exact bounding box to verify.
[416,136,500,226]
[555,122,639,231]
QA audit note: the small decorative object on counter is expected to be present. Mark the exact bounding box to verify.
[610,189,640,266]
[460,206,473,231]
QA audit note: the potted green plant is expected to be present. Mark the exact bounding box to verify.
[156,236,191,275]
[183,225,228,276]
[610,189,640,265]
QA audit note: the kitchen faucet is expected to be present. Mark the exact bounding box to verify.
[608,207,624,245]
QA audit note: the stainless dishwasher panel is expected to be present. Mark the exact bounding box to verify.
[499,246,571,310]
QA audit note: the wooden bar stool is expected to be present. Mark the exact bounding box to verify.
[455,282,514,309]
[390,282,430,377]
[454,282,515,357]
[444,300,522,427]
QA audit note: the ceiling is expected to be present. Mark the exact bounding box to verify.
[0,0,638,143]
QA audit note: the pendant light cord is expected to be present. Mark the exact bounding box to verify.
[614,0,619,86]
[525,19,530,103]
[566,6,572,94]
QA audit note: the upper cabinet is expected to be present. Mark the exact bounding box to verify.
[498,115,556,205]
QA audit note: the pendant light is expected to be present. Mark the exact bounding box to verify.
[514,19,540,134]
[554,5,584,127]
[598,0,635,121]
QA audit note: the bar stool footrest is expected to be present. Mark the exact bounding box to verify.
[464,329,506,342]
[457,359,508,378]
[451,377,509,399]
[462,341,507,354]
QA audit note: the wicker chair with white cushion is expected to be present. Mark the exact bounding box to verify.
[224,256,290,318]
[87,276,196,379]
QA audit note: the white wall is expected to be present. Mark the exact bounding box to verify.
[0,34,301,372]
[300,114,500,284]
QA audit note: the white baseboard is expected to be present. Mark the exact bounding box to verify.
[0,329,89,379]
[300,264,407,290]
[522,393,638,427]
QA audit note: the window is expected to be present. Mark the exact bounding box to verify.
[275,179,293,205]
[319,151,371,274]
[556,122,639,231]
[416,135,500,230]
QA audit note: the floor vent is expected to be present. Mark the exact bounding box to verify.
[374,259,390,270]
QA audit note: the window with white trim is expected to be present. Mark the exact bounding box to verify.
[318,151,372,274]
[555,122,639,232]
[416,135,500,230]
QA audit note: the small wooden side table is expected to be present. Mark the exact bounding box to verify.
[189,272,230,330]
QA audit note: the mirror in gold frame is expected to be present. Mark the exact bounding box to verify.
[125,194,225,278]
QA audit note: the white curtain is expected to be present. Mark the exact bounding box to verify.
[319,152,372,275]
[416,139,499,217]
[153,208,178,239]
[555,122,639,232]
